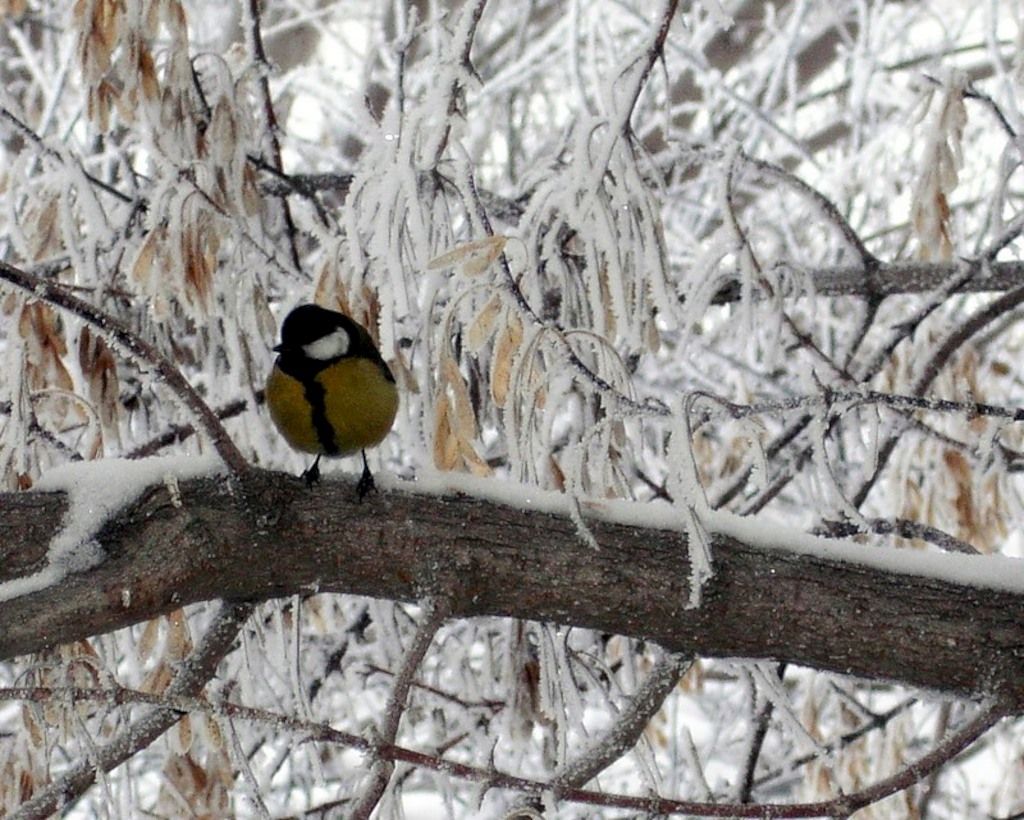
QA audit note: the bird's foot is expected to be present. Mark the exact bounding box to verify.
[356,451,376,502]
[301,455,322,487]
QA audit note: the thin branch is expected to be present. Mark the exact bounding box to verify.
[0,260,248,476]
[697,387,1024,428]
[738,153,876,269]
[722,148,852,382]
[752,696,919,791]
[242,0,302,271]
[348,597,452,820]
[739,663,786,803]
[822,704,1004,817]
[363,663,504,712]
[709,259,1024,304]
[424,0,489,166]
[0,684,1005,818]
[616,0,680,134]
[816,517,980,555]
[125,396,255,459]
[0,106,134,205]
[855,283,1024,508]
[8,601,254,820]
[550,651,691,788]
[714,264,1016,515]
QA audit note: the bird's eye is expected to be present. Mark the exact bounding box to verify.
[303,327,350,360]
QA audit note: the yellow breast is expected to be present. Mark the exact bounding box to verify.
[266,358,398,457]
[316,358,399,455]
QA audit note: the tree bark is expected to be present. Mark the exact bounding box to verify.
[1,468,1022,706]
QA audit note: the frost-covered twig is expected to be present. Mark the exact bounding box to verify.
[421,0,489,166]
[0,682,1003,818]
[738,153,876,269]
[737,663,785,803]
[817,703,1004,818]
[915,702,953,818]
[752,696,919,791]
[697,387,1024,427]
[550,651,690,788]
[242,0,301,271]
[854,283,1024,508]
[364,662,504,712]
[349,597,451,820]
[0,260,249,477]
[705,259,1024,304]
[961,83,1018,142]
[713,262,1014,513]
[722,151,852,382]
[506,650,690,815]
[7,601,254,820]
[614,0,680,136]
[0,106,133,205]
[816,516,979,555]
[124,396,255,459]
[251,158,339,225]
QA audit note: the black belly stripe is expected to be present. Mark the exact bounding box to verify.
[276,352,339,455]
[303,377,339,455]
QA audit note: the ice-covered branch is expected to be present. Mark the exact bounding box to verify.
[852,283,1024,508]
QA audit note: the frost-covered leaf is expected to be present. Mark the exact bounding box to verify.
[428,235,508,276]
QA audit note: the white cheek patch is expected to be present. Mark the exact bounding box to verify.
[303,327,350,360]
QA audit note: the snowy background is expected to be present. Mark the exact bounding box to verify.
[0,0,1023,816]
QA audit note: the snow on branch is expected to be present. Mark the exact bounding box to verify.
[4,469,1024,707]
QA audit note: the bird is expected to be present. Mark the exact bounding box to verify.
[265,304,398,499]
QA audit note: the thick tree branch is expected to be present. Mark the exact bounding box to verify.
[2,470,1024,707]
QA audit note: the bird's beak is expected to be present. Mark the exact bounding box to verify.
[273,343,284,352]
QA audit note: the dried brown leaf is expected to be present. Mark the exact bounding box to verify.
[491,313,523,407]
[78,326,120,437]
[0,0,28,17]
[170,715,193,755]
[140,661,173,695]
[131,229,161,289]
[468,294,502,351]
[241,163,261,216]
[182,226,212,314]
[459,438,492,476]
[432,397,458,471]
[165,608,193,661]
[26,197,61,260]
[442,357,476,442]
[20,303,74,394]
[21,706,43,750]
[137,616,160,663]
[138,44,158,102]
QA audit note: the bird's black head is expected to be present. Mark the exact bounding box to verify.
[273,303,394,383]
[274,304,357,361]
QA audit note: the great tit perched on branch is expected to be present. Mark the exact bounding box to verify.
[265,304,398,498]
